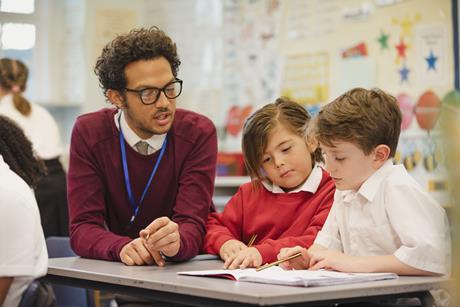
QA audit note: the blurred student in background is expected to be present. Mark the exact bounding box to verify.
[0,58,68,237]
[0,115,48,307]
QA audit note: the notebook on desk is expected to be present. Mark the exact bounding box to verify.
[178,266,398,287]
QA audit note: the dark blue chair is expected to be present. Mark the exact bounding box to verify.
[45,236,94,307]
[19,278,56,307]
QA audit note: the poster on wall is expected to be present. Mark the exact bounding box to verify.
[414,24,449,85]
[281,52,329,105]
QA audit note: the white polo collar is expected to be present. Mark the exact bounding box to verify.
[262,164,323,194]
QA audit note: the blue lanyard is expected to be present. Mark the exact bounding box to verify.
[118,115,168,224]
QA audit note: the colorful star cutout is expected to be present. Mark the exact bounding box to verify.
[400,17,414,37]
[377,30,389,50]
[395,38,408,59]
[425,50,438,71]
[399,64,410,83]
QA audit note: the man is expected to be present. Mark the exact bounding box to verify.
[68,27,217,266]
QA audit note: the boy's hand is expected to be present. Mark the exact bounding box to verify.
[308,249,360,272]
[219,239,247,262]
[277,246,310,270]
[224,247,262,269]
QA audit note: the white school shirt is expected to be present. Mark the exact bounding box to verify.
[315,160,451,275]
[114,109,166,155]
[0,94,62,160]
[0,155,48,307]
[262,164,323,194]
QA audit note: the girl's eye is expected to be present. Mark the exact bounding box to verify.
[336,157,345,161]
[262,157,271,163]
[282,147,291,152]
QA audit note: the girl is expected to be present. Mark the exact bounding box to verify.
[0,115,48,306]
[203,97,335,269]
[0,58,68,237]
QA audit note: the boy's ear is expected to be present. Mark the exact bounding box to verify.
[305,134,319,153]
[372,144,391,168]
[107,89,126,109]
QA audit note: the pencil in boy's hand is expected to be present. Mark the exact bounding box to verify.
[247,234,257,247]
[255,252,302,272]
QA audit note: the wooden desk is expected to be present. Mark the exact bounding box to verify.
[46,257,449,306]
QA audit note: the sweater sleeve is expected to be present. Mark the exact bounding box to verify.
[203,189,245,255]
[255,183,335,263]
[167,120,218,261]
[68,121,131,261]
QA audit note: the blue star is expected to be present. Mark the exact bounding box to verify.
[399,64,410,83]
[425,50,438,71]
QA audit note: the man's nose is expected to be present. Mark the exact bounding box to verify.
[155,91,170,108]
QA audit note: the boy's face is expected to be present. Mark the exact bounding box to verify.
[320,141,377,191]
[261,123,313,192]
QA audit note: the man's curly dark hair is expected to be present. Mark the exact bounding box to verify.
[94,26,181,98]
[0,116,46,188]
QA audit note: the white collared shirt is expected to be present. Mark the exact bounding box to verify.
[0,94,62,159]
[114,109,166,155]
[315,160,451,275]
[262,164,323,194]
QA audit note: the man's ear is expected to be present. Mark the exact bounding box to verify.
[107,89,126,109]
[372,144,391,168]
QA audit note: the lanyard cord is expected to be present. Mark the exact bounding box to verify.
[118,114,168,223]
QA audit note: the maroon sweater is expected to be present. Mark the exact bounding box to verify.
[68,108,217,261]
[203,170,335,263]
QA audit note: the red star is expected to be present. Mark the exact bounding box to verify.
[395,39,407,59]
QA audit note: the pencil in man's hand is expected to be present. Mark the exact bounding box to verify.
[255,252,302,272]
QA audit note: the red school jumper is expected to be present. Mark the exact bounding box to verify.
[203,169,335,263]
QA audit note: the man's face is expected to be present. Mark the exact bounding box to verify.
[321,141,376,191]
[119,57,177,138]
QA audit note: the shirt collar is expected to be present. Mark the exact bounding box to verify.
[114,109,166,152]
[262,164,323,194]
[357,159,394,202]
[336,160,394,204]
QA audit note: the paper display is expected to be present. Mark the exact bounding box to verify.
[178,266,398,287]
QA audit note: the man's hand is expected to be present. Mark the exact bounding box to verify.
[119,237,163,266]
[224,247,262,269]
[140,216,180,258]
[277,246,310,270]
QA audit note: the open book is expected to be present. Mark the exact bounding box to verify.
[178,266,398,287]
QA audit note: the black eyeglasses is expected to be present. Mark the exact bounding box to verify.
[124,79,183,105]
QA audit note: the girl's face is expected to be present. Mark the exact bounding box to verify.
[261,122,314,192]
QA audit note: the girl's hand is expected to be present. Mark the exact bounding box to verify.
[224,247,262,269]
[219,239,247,262]
[277,246,310,270]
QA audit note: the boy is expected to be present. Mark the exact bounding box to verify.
[278,88,450,276]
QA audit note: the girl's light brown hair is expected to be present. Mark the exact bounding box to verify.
[0,58,31,116]
[242,97,322,187]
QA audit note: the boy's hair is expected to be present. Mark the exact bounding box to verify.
[0,116,46,188]
[242,97,322,186]
[315,88,402,157]
[0,58,31,116]
[94,27,181,98]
